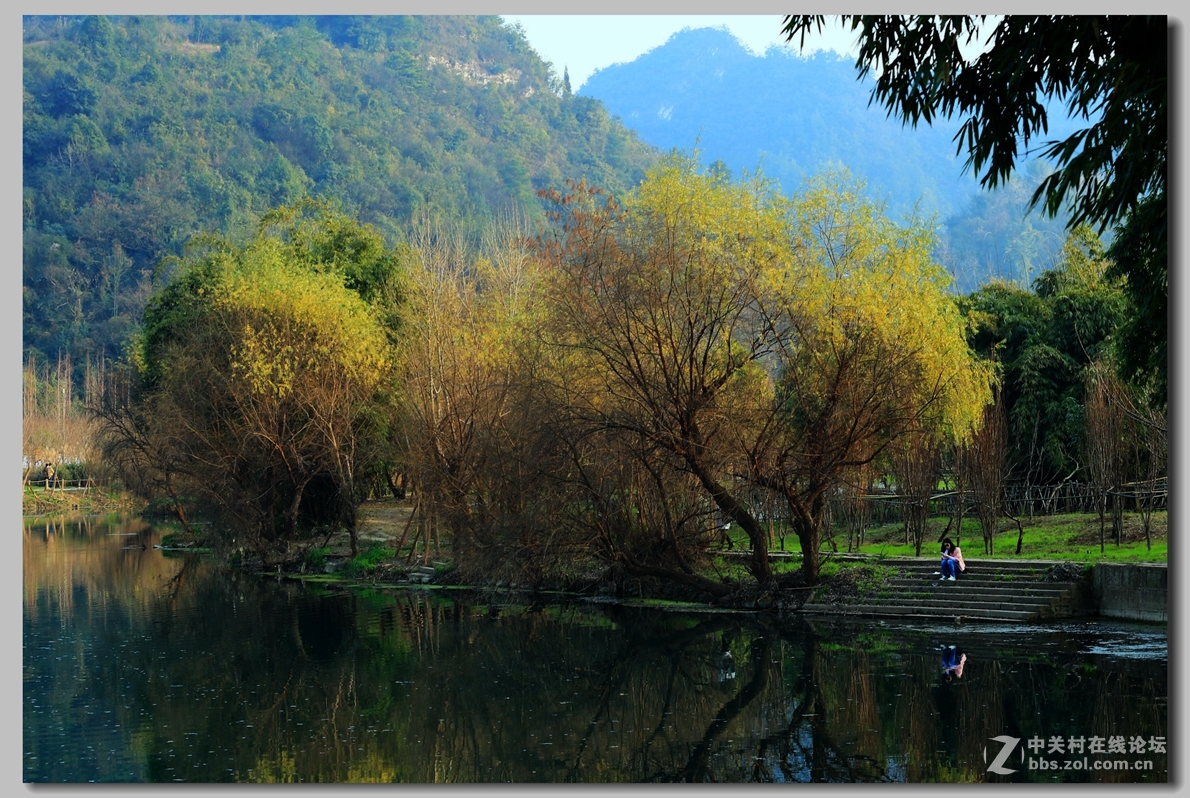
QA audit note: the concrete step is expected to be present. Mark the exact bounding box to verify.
[888,572,1069,582]
[856,597,1064,615]
[872,590,1060,605]
[809,558,1085,620]
[882,558,1066,572]
[886,591,1074,608]
[857,589,1061,605]
[893,571,1062,583]
[892,562,1054,573]
[802,603,1039,622]
[887,579,1072,593]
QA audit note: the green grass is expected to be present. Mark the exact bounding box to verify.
[708,511,1165,565]
[847,512,1165,564]
[304,546,332,570]
[340,544,397,578]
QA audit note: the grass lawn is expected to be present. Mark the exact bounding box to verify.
[720,511,1167,565]
[851,511,1166,563]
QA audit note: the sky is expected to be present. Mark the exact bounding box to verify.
[500,15,861,89]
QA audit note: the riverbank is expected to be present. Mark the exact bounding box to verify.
[188,498,1171,619]
[22,484,141,517]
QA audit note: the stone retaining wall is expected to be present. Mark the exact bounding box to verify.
[1092,563,1167,622]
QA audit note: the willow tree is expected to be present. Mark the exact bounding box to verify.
[395,214,567,581]
[207,250,392,547]
[751,173,992,583]
[538,156,990,589]
[536,162,788,592]
[99,205,401,555]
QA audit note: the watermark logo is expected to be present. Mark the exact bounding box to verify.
[984,735,1021,775]
[984,733,1165,776]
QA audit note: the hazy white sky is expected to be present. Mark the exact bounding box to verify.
[499,15,861,88]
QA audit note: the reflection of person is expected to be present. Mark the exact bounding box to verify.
[942,645,966,681]
[940,537,965,581]
[716,648,736,683]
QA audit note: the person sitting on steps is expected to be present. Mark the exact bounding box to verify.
[940,537,965,581]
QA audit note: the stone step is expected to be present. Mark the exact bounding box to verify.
[852,588,1063,605]
[894,575,1061,587]
[893,571,1058,583]
[890,578,1058,590]
[891,562,1054,573]
[855,596,1064,614]
[903,582,1076,600]
[808,560,1085,620]
[886,591,1073,606]
[801,603,1039,622]
[883,561,1064,572]
[887,579,1072,593]
[888,571,1069,582]
[896,595,1073,606]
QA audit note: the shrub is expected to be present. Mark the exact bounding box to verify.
[340,544,395,578]
[305,546,332,570]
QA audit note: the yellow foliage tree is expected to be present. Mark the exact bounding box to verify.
[395,213,557,578]
[99,207,400,555]
[539,155,991,588]
[755,173,992,581]
[211,243,392,544]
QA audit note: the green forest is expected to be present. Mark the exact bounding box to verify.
[23,14,654,367]
[23,15,1166,599]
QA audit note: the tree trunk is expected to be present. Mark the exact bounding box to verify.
[284,476,313,542]
[614,554,733,599]
[791,500,823,585]
[687,460,771,585]
[953,488,964,548]
[1111,492,1124,546]
[1098,493,1106,554]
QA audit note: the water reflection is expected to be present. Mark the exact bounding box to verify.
[24,516,1167,783]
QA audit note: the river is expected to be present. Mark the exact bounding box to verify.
[23,515,1167,783]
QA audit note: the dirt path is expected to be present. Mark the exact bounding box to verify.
[356,498,415,544]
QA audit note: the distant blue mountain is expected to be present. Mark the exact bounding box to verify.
[581,27,1083,290]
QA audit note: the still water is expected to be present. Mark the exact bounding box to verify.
[24,515,1167,783]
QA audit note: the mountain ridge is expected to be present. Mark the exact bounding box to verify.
[580,26,1077,291]
[22,14,658,368]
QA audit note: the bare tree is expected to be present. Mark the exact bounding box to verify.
[1084,359,1165,550]
[839,465,874,553]
[947,445,967,548]
[397,211,582,586]
[23,353,101,486]
[535,175,779,587]
[891,432,942,556]
[1084,362,1131,549]
[1135,405,1167,549]
[95,209,399,557]
[965,393,1007,556]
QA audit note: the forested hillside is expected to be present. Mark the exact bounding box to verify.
[581,26,1076,291]
[23,15,656,368]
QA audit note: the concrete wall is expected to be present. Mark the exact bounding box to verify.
[1093,563,1167,622]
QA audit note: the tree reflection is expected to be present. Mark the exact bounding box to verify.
[24,518,1168,783]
